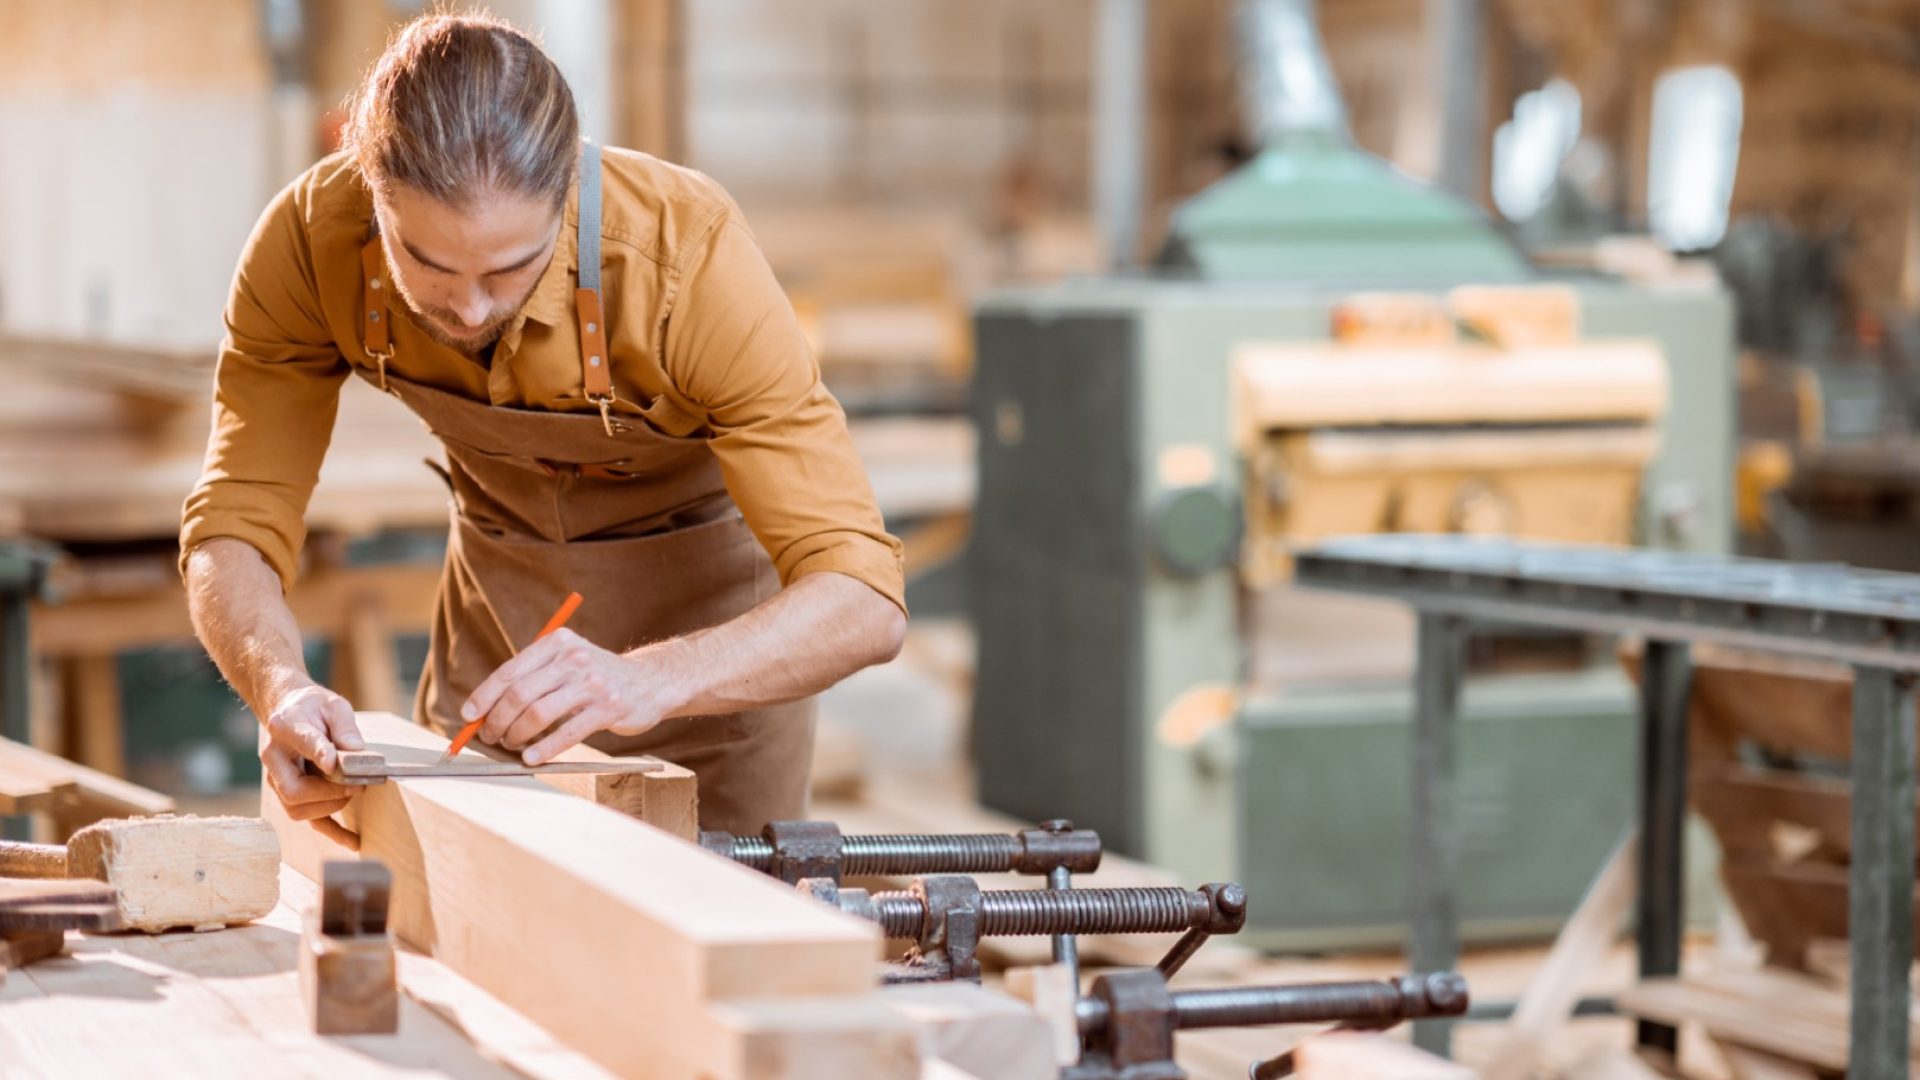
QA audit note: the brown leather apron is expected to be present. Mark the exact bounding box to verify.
[349,140,814,833]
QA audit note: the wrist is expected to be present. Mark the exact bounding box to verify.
[259,668,319,719]
[625,639,698,718]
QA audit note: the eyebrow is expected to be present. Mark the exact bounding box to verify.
[401,237,549,277]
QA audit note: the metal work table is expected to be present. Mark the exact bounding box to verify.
[1293,535,1920,1077]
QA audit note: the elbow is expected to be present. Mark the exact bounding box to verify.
[869,599,908,666]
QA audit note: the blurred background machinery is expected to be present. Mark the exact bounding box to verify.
[969,0,1734,947]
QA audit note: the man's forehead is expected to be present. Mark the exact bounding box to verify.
[377,189,560,274]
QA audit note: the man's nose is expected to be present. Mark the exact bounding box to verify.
[450,284,491,327]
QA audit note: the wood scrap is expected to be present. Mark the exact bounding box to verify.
[63,815,279,932]
[262,710,896,1080]
[1482,831,1638,1080]
[1291,1032,1474,1079]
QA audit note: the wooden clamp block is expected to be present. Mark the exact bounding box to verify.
[301,860,398,1035]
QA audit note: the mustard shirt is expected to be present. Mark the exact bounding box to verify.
[180,149,906,613]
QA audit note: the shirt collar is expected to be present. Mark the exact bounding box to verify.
[518,180,581,329]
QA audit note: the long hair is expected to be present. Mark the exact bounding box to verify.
[342,11,579,210]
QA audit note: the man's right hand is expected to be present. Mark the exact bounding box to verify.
[260,683,366,823]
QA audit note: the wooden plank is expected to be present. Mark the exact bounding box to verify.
[1619,967,1920,1072]
[1718,859,1920,967]
[0,758,69,816]
[1292,1032,1474,1079]
[1715,1038,1820,1080]
[263,710,892,1080]
[1481,830,1637,1080]
[0,735,174,821]
[0,930,64,974]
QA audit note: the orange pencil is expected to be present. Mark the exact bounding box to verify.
[439,590,584,763]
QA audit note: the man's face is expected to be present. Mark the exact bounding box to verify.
[375,185,562,356]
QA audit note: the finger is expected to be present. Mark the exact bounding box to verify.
[325,698,366,751]
[523,708,611,766]
[461,632,571,723]
[285,797,353,822]
[289,718,339,776]
[481,660,573,745]
[264,747,355,806]
[308,815,362,853]
[501,684,597,751]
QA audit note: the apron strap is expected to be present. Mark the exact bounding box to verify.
[574,139,618,435]
[360,236,394,391]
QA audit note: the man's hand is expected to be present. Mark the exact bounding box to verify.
[461,629,675,765]
[260,683,366,823]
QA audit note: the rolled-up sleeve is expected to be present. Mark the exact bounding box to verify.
[661,214,907,614]
[179,180,348,591]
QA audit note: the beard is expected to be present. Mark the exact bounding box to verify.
[387,260,541,356]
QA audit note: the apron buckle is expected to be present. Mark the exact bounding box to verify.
[367,347,395,393]
[588,392,625,436]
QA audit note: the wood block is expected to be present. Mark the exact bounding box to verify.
[1001,964,1081,1066]
[1292,1032,1474,1079]
[702,996,922,1080]
[65,815,279,932]
[0,929,65,973]
[263,711,887,1080]
[540,742,699,842]
[301,913,398,1035]
[880,983,1056,1080]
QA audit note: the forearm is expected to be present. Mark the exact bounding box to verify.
[642,571,906,717]
[184,538,315,719]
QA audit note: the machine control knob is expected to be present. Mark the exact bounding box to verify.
[1150,486,1241,578]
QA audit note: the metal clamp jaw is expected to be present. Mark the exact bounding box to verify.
[1064,969,1471,1080]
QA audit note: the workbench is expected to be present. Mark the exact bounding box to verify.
[0,866,614,1079]
[1293,535,1920,1079]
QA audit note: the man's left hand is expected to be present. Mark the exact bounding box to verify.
[460,629,673,764]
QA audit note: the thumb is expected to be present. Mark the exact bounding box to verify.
[327,697,367,751]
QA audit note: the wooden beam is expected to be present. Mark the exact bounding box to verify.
[262,711,894,1080]
[63,654,124,778]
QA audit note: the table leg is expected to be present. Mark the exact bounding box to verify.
[1411,610,1466,1057]
[1636,638,1691,1055]
[1849,665,1915,1080]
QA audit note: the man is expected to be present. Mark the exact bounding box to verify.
[181,13,906,835]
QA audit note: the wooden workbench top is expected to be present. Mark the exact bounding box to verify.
[0,866,613,1080]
